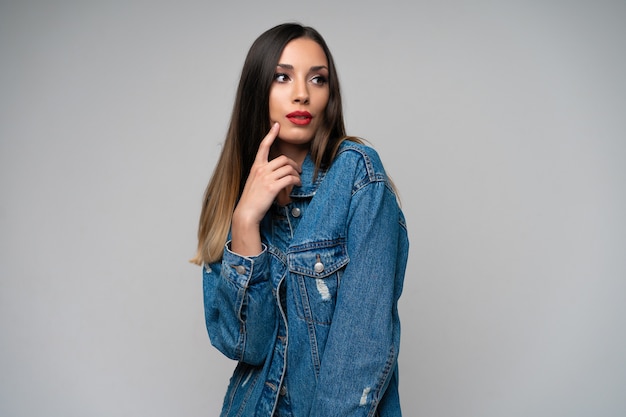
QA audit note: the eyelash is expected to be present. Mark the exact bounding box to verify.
[274,73,289,83]
[273,73,328,86]
[311,75,327,85]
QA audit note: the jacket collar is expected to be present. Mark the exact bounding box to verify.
[289,152,327,198]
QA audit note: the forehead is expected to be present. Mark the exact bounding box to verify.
[278,38,328,67]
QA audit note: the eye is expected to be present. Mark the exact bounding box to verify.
[274,73,290,83]
[310,75,328,86]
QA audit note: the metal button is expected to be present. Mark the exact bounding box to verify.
[280,385,287,396]
[314,261,324,273]
[234,265,246,274]
[291,207,301,218]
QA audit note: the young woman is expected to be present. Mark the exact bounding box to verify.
[192,23,409,417]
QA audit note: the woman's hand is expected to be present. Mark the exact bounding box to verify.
[231,123,301,256]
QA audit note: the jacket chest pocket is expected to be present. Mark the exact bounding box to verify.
[288,240,349,325]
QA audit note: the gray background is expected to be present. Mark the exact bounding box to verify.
[1,1,625,416]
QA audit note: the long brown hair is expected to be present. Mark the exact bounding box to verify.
[192,23,352,265]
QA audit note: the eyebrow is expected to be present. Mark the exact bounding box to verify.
[276,63,329,71]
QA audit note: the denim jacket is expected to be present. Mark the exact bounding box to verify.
[203,141,409,416]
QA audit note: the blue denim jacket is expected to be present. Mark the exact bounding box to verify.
[203,141,409,416]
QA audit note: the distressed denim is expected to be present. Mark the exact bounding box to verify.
[203,142,409,416]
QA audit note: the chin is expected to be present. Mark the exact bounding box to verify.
[279,131,315,144]
[279,137,314,146]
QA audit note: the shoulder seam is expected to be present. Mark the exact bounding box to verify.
[336,142,381,184]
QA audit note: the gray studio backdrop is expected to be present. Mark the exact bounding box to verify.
[1,1,625,416]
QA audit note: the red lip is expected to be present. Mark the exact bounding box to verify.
[286,111,312,126]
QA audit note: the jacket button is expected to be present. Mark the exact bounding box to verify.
[234,265,246,274]
[280,385,287,396]
[314,261,324,273]
[291,207,301,218]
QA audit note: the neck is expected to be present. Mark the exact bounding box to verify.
[271,140,310,166]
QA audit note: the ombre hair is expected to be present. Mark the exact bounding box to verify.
[192,23,355,265]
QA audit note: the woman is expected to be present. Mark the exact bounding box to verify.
[192,23,409,417]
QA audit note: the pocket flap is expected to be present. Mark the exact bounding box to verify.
[288,239,349,278]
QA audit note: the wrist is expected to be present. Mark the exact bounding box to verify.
[232,206,261,230]
[231,208,263,256]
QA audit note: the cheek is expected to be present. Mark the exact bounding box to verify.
[318,91,330,111]
[268,89,285,113]
[268,95,278,114]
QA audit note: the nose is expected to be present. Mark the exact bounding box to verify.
[293,78,309,104]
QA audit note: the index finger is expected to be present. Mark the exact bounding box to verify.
[255,122,280,163]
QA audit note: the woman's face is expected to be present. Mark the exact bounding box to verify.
[269,37,330,149]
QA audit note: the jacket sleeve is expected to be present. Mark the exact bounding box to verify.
[203,242,276,366]
[310,172,409,416]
